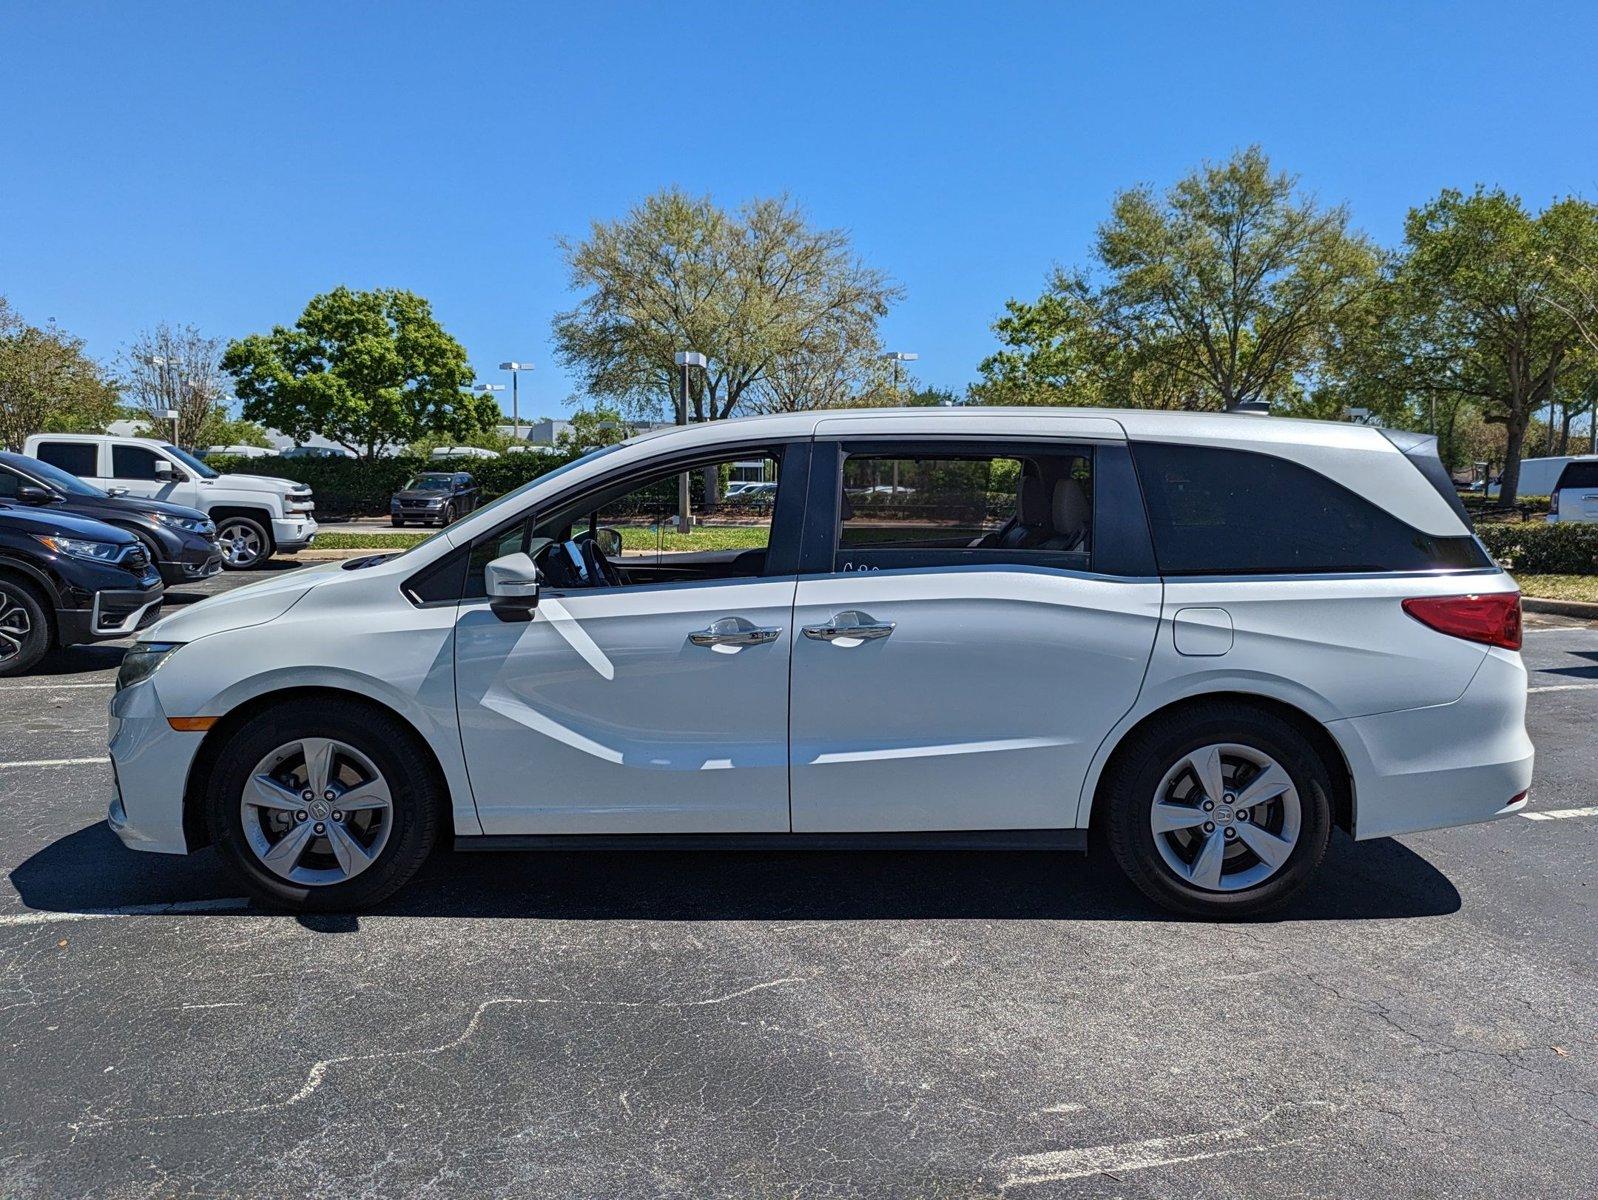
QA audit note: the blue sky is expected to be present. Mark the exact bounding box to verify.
[2,1,1595,420]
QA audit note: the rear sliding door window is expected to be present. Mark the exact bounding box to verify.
[33,441,98,477]
[833,447,1092,572]
[1132,442,1489,575]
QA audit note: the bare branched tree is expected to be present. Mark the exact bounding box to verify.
[122,323,229,447]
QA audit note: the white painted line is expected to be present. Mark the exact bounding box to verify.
[1527,682,1598,694]
[1521,805,1598,822]
[1523,625,1598,634]
[0,756,109,769]
[0,898,252,927]
[0,681,115,690]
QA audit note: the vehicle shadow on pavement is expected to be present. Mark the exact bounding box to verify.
[10,824,1461,924]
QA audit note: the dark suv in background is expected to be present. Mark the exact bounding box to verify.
[0,505,164,675]
[391,471,480,527]
[0,451,221,584]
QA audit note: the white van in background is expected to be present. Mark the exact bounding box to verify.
[24,434,318,569]
[1488,455,1598,500]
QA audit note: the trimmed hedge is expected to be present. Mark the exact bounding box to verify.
[1477,521,1598,574]
[204,450,584,518]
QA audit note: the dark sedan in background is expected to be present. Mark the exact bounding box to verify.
[0,451,222,584]
[390,471,479,527]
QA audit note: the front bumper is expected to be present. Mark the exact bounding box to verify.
[107,678,199,855]
[272,515,319,551]
[1331,647,1535,840]
[56,584,165,647]
[157,546,224,584]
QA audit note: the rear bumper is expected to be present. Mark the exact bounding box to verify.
[1330,647,1535,840]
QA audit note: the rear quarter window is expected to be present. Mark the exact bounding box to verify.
[33,441,98,477]
[1554,462,1598,490]
[1131,442,1489,576]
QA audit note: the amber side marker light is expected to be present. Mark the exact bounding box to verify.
[167,716,218,732]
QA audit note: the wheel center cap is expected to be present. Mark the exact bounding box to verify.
[309,800,330,820]
[1213,805,1235,825]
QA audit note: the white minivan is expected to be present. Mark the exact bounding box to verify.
[106,408,1532,917]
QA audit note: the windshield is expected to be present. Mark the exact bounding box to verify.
[160,443,219,479]
[406,475,454,491]
[15,455,107,498]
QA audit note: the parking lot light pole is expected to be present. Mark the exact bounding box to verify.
[674,351,708,532]
[498,362,534,442]
[883,351,919,402]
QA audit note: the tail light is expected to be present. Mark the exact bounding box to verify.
[1402,592,1522,651]
[1549,490,1560,517]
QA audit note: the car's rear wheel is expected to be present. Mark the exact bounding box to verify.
[0,578,50,677]
[206,701,442,910]
[1104,703,1333,918]
[217,515,271,570]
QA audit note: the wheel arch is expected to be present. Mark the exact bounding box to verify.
[0,559,60,643]
[1080,691,1356,838]
[181,685,455,851]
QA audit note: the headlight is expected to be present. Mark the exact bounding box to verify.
[116,641,182,691]
[150,512,215,536]
[33,534,125,563]
[425,497,445,506]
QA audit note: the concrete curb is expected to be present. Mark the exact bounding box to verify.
[1522,596,1598,619]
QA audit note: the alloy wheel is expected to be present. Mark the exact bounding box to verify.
[0,597,31,664]
[1149,743,1301,893]
[240,737,394,885]
[218,520,264,567]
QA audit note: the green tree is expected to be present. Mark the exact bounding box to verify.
[121,322,231,448]
[977,148,1378,412]
[553,188,901,421]
[222,287,485,459]
[557,405,630,452]
[1386,189,1598,505]
[0,297,119,450]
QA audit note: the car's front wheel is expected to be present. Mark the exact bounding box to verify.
[206,700,442,910]
[1104,703,1333,918]
[0,578,50,677]
[216,515,272,570]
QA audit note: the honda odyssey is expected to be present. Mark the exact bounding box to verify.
[106,408,1532,916]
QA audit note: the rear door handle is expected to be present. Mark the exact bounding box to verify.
[802,610,896,642]
[689,616,783,647]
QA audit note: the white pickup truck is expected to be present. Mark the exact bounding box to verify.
[23,434,318,569]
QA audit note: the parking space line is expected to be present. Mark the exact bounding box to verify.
[0,898,253,927]
[0,757,110,769]
[1521,806,1598,821]
[1527,682,1598,694]
[0,681,115,690]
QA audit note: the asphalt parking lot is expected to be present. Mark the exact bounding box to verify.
[1,566,1594,1198]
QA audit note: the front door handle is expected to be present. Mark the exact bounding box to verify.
[689,616,783,647]
[802,610,896,642]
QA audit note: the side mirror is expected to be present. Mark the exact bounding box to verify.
[153,460,176,480]
[16,485,55,506]
[594,526,623,558]
[485,551,541,621]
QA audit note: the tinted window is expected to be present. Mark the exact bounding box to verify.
[34,441,98,477]
[112,445,167,480]
[1555,462,1598,490]
[1132,442,1489,576]
[833,448,1092,572]
[0,468,20,498]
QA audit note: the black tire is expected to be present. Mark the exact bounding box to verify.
[391,517,406,527]
[0,576,51,677]
[216,514,273,570]
[440,503,455,527]
[206,700,443,910]
[1104,702,1333,918]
